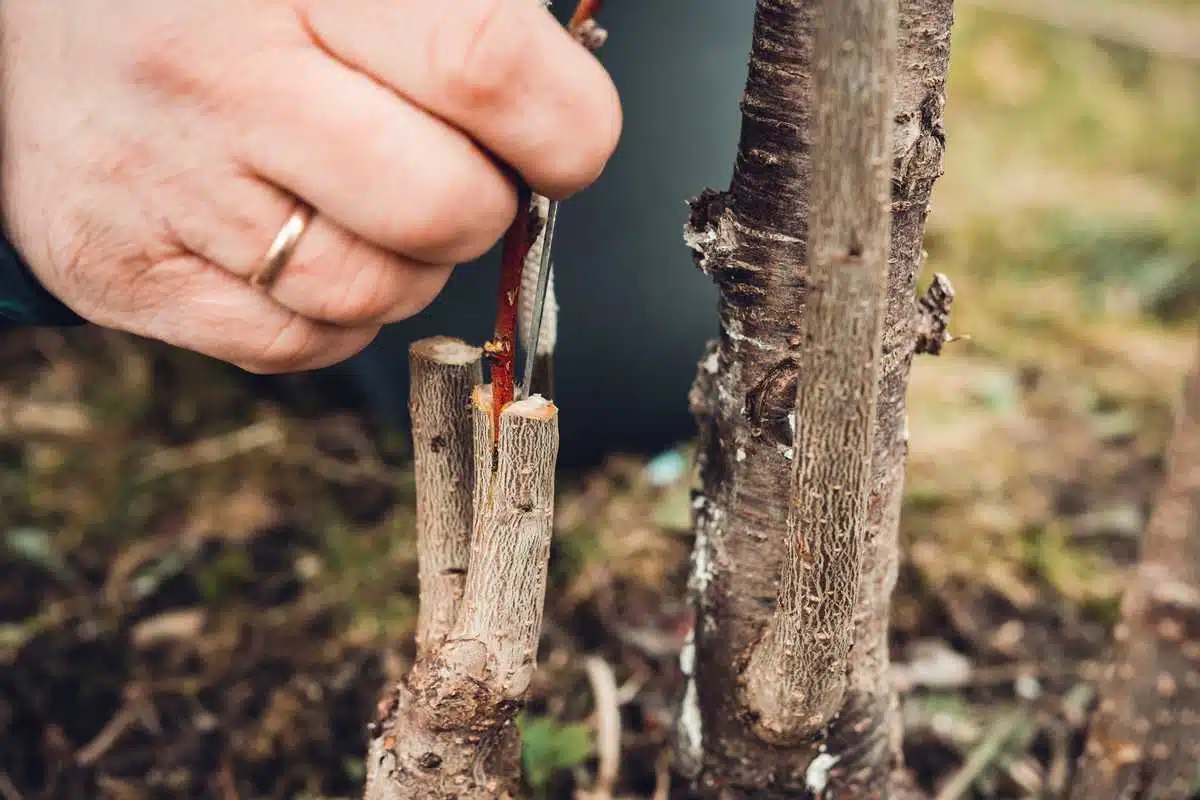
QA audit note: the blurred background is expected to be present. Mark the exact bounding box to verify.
[2,1,1198,798]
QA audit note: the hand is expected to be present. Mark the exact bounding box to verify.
[0,0,620,372]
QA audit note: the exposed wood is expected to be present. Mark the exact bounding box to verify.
[739,0,897,744]
[364,388,559,800]
[409,337,482,659]
[1070,337,1200,800]
[679,0,956,795]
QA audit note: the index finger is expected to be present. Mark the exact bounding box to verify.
[298,0,621,199]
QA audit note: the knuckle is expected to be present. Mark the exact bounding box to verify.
[316,248,399,325]
[428,0,525,112]
[246,314,320,374]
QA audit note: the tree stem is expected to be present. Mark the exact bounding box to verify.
[364,388,559,800]
[739,0,897,745]
[409,337,482,660]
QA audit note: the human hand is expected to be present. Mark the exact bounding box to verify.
[0,0,620,372]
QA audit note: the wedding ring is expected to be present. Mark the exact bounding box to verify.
[250,202,313,288]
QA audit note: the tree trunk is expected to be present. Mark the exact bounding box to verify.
[1070,336,1200,800]
[408,338,483,660]
[679,0,955,796]
[364,387,559,800]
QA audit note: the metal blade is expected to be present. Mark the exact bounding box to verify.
[520,198,559,397]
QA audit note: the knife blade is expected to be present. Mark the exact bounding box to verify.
[520,198,559,398]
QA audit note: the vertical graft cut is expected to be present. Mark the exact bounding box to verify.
[739,0,898,743]
[437,387,560,709]
[409,337,482,659]
[364,387,560,800]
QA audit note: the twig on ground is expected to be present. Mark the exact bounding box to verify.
[582,656,621,799]
[75,706,139,767]
[137,420,284,482]
[136,418,408,488]
[935,709,1031,800]
[0,772,22,800]
[652,750,671,800]
[217,760,240,800]
[0,393,91,439]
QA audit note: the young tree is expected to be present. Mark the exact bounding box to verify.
[1070,337,1200,799]
[679,0,955,796]
[362,5,598,798]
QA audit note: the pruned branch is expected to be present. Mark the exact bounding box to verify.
[364,388,559,800]
[738,0,897,744]
[409,337,482,659]
[1070,336,1200,799]
[435,386,559,715]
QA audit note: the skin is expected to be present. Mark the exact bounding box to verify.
[0,0,621,373]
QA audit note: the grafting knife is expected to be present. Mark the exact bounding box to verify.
[519,198,559,398]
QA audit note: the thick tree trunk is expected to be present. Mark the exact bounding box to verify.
[1070,337,1200,800]
[738,0,897,745]
[679,0,955,796]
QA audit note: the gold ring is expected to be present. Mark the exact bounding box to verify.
[251,203,313,288]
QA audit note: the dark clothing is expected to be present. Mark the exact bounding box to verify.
[0,233,83,328]
[0,0,756,466]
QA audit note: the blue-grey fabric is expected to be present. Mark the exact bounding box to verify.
[0,232,84,328]
[333,0,757,466]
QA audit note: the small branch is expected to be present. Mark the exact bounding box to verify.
[487,187,536,437]
[365,388,559,800]
[738,0,897,744]
[137,421,284,483]
[915,273,957,356]
[409,337,483,659]
[582,656,621,799]
[0,773,21,800]
[0,394,91,439]
[935,710,1031,800]
[568,0,608,49]
[435,388,559,712]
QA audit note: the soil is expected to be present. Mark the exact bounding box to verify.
[0,313,1192,799]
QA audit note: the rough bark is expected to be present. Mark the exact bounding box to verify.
[739,0,897,744]
[364,388,559,800]
[409,337,483,659]
[1070,337,1200,800]
[679,0,955,796]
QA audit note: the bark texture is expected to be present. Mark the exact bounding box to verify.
[679,0,955,796]
[1070,338,1200,800]
[364,388,559,800]
[409,337,483,659]
[739,0,897,744]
